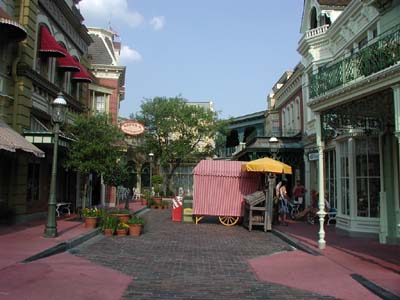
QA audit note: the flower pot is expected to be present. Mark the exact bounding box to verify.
[129,224,142,236]
[153,197,162,204]
[85,217,97,228]
[104,228,113,236]
[116,229,127,236]
[140,199,147,206]
[112,213,130,223]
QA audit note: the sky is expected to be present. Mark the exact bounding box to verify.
[78,0,304,119]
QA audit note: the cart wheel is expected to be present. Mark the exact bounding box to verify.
[219,216,239,226]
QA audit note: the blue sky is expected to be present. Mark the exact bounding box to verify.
[78,0,304,119]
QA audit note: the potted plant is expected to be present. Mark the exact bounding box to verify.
[101,215,118,236]
[142,189,151,206]
[152,175,163,204]
[160,201,169,209]
[116,222,129,236]
[82,207,100,228]
[108,208,131,223]
[127,216,144,236]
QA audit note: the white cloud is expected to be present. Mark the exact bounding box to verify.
[149,16,165,31]
[79,0,144,28]
[120,45,142,63]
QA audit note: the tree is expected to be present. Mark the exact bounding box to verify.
[64,113,126,209]
[135,96,227,193]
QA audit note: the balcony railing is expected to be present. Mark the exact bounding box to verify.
[305,24,330,39]
[309,24,400,99]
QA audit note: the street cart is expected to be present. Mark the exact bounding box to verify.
[241,157,293,231]
[192,160,261,226]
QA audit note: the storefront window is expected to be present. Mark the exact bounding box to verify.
[324,149,337,209]
[355,137,380,218]
[339,142,350,215]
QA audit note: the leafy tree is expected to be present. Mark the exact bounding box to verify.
[64,113,126,209]
[135,96,227,193]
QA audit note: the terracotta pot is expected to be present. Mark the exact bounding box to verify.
[116,229,127,236]
[140,199,147,205]
[129,224,142,236]
[153,198,162,204]
[85,217,97,228]
[112,213,130,223]
[103,228,113,236]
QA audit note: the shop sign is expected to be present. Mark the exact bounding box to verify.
[120,121,145,136]
[308,152,319,161]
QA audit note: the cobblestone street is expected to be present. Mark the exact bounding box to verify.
[75,209,335,300]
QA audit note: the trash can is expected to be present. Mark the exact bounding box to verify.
[182,197,193,223]
[172,196,183,222]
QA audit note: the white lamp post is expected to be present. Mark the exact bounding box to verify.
[149,152,154,198]
[44,93,67,238]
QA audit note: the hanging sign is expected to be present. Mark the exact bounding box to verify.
[308,152,319,161]
[120,121,145,136]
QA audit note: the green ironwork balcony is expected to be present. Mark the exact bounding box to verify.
[309,24,400,99]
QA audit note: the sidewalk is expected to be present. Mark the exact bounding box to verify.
[249,220,400,300]
[0,201,147,300]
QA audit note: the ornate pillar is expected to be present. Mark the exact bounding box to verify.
[316,112,326,249]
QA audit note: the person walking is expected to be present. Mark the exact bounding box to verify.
[278,180,289,226]
[292,180,306,211]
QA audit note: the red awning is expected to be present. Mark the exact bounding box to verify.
[72,63,92,83]
[0,7,27,42]
[56,51,80,72]
[38,26,67,57]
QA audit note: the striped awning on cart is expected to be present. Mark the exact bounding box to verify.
[192,160,260,217]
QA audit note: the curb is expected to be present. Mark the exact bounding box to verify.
[351,274,400,300]
[23,227,101,263]
[271,228,321,256]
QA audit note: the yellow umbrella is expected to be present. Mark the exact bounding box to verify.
[241,157,292,174]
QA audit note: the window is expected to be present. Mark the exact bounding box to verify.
[310,7,318,29]
[358,35,368,50]
[339,141,350,215]
[355,137,380,218]
[324,149,337,209]
[96,95,105,113]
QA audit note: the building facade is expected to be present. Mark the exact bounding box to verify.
[87,27,127,207]
[1,0,92,222]
[299,0,400,243]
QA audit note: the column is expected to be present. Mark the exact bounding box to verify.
[316,112,326,249]
[304,152,311,206]
[392,85,400,238]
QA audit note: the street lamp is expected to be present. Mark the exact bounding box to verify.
[148,152,154,197]
[44,93,67,238]
[269,136,279,160]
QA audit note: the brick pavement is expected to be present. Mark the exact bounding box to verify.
[75,209,336,300]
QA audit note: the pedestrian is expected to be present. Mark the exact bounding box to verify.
[278,180,289,226]
[292,180,306,211]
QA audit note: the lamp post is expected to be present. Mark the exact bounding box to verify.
[44,93,67,238]
[269,136,279,160]
[149,152,154,197]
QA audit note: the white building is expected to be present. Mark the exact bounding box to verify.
[299,0,400,244]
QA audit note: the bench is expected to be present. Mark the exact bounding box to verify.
[56,202,72,217]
